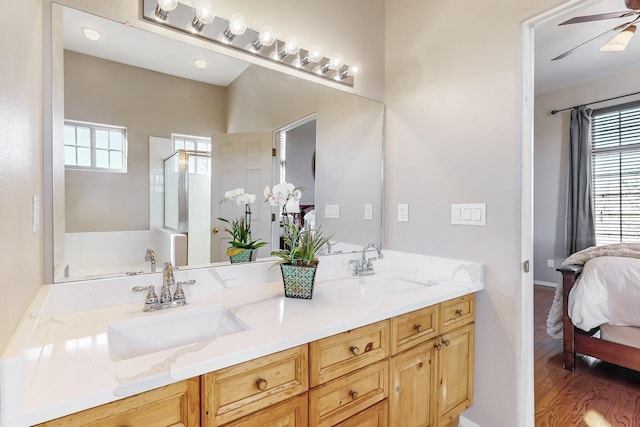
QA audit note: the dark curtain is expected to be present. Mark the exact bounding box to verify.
[566,106,596,255]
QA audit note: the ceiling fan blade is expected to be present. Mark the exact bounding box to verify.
[551,22,631,60]
[559,11,637,25]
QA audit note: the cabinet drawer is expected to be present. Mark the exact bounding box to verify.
[222,394,308,427]
[35,378,200,427]
[310,320,389,387]
[202,345,308,427]
[334,400,388,427]
[309,360,388,427]
[440,294,475,333]
[390,305,438,354]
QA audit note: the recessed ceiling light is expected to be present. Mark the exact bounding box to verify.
[193,58,208,69]
[81,27,101,41]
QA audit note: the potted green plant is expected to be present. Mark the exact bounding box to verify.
[271,223,332,299]
[218,188,268,263]
[265,183,331,299]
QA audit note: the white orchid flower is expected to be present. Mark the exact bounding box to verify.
[221,187,255,205]
[236,193,256,206]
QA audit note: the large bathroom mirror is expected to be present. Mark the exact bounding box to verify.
[51,4,384,282]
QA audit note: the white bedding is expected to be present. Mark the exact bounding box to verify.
[568,256,640,332]
[546,243,640,339]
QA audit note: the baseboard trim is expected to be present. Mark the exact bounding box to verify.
[460,415,481,427]
[534,280,556,288]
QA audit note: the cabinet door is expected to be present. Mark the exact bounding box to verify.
[222,394,308,427]
[438,323,474,426]
[35,378,200,427]
[389,342,437,427]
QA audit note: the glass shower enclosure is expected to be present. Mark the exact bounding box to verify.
[164,150,211,266]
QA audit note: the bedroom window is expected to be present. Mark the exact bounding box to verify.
[591,102,640,244]
[64,121,127,172]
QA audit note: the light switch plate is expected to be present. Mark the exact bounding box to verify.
[397,204,409,222]
[451,203,486,226]
[325,204,340,219]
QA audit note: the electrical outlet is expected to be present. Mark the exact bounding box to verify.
[364,204,373,221]
[397,204,409,222]
[547,259,555,268]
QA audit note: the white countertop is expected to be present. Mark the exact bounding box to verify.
[0,250,483,426]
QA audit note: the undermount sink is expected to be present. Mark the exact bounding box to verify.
[357,274,439,293]
[107,304,249,361]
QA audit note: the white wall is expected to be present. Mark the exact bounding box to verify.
[385,1,564,426]
[534,66,640,284]
[0,0,44,352]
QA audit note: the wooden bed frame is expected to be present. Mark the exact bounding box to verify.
[558,265,640,372]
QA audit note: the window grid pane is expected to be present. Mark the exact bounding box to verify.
[592,103,640,244]
[64,121,126,172]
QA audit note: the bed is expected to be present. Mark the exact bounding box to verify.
[549,243,640,372]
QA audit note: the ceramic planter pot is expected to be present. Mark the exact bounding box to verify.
[280,263,318,299]
[229,248,258,263]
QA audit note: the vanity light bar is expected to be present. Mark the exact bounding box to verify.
[141,0,356,87]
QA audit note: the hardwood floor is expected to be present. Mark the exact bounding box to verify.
[534,285,640,427]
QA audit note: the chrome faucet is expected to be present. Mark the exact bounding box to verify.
[161,261,175,303]
[350,243,383,276]
[145,248,156,272]
[132,262,196,312]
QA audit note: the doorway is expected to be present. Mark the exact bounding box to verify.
[521,1,595,425]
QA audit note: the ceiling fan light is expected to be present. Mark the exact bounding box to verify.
[600,25,636,52]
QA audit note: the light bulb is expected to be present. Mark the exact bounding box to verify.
[600,25,636,52]
[349,61,362,75]
[329,53,344,70]
[191,0,215,32]
[154,0,178,20]
[81,27,101,41]
[308,45,323,63]
[228,13,247,36]
[285,36,300,55]
[157,0,177,11]
[258,26,276,46]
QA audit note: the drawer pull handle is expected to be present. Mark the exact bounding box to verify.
[349,346,360,356]
[413,324,422,333]
[256,378,268,391]
[434,342,441,351]
[349,390,359,400]
[455,309,464,316]
[442,339,450,347]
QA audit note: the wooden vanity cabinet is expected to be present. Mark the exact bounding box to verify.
[34,377,200,427]
[34,294,475,427]
[387,295,476,427]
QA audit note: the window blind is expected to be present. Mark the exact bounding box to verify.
[591,102,640,244]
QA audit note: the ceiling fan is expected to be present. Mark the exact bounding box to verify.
[552,0,640,60]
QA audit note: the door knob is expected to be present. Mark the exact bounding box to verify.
[211,227,219,234]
